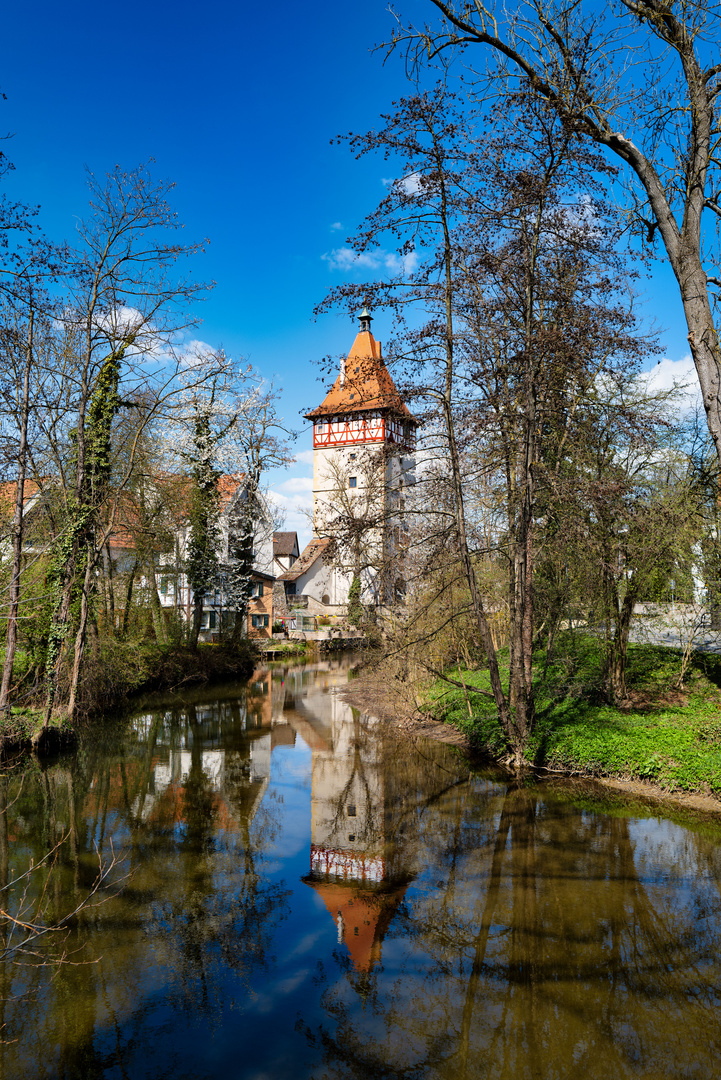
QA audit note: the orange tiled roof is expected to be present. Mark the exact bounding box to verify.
[306,876,409,973]
[108,473,246,551]
[0,479,44,520]
[305,329,416,422]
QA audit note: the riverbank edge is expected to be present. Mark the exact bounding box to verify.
[341,668,721,818]
[2,641,262,758]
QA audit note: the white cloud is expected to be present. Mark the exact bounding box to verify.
[293,449,315,466]
[330,221,343,232]
[92,304,145,337]
[381,172,426,195]
[268,487,313,548]
[322,246,418,277]
[276,476,314,494]
[399,172,424,195]
[642,354,701,409]
[178,338,218,367]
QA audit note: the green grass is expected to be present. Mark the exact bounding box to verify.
[427,633,721,794]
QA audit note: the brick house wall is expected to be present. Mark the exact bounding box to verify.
[248,572,274,638]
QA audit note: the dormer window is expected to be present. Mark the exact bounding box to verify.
[350,393,354,400]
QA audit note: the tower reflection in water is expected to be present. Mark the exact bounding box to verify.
[281,666,413,975]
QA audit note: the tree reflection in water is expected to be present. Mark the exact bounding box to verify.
[0,671,293,1079]
[0,660,718,1080]
[305,766,721,1080]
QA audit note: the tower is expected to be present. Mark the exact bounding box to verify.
[304,309,417,609]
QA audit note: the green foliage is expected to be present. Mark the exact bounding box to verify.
[40,340,134,711]
[187,473,221,598]
[68,639,259,716]
[347,575,363,627]
[427,634,721,794]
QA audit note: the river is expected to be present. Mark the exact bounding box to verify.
[1,657,720,1079]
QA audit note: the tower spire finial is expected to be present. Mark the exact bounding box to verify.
[359,305,372,333]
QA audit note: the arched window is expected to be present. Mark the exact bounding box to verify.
[322,593,330,606]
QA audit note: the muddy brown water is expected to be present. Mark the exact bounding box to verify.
[1,658,719,1079]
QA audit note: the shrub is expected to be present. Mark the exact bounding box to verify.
[347,576,363,626]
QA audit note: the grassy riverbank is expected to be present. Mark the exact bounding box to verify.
[1,638,259,752]
[427,634,721,795]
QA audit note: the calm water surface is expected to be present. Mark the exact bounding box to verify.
[2,658,720,1079]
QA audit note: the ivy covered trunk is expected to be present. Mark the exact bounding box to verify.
[186,411,221,651]
[43,339,132,727]
[227,496,255,649]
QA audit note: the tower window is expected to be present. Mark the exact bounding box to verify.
[350,393,354,400]
[355,366,359,374]
[349,477,357,488]
[350,453,356,460]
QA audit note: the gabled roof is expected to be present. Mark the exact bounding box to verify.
[305,326,416,422]
[278,537,331,582]
[273,531,299,557]
[304,875,409,974]
[217,473,246,511]
[0,480,45,521]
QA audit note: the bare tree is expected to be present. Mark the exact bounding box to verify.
[37,164,211,724]
[320,87,655,763]
[221,383,294,646]
[389,0,721,465]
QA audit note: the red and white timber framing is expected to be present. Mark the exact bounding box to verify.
[313,410,414,450]
[311,844,386,883]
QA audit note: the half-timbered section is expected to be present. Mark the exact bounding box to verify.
[312,410,415,449]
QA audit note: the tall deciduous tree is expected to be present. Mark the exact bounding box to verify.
[222,384,292,647]
[321,86,654,763]
[390,0,721,466]
[40,164,211,724]
[185,401,223,649]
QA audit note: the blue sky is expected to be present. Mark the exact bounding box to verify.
[1,0,696,547]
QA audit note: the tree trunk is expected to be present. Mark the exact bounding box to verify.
[145,553,168,644]
[101,542,115,636]
[121,559,139,639]
[67,543,98,719]
[0,312,34,717]
[191,591,204,649]
[678,262,721,462]
[44,539,82,725]
[603,570,637,705]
